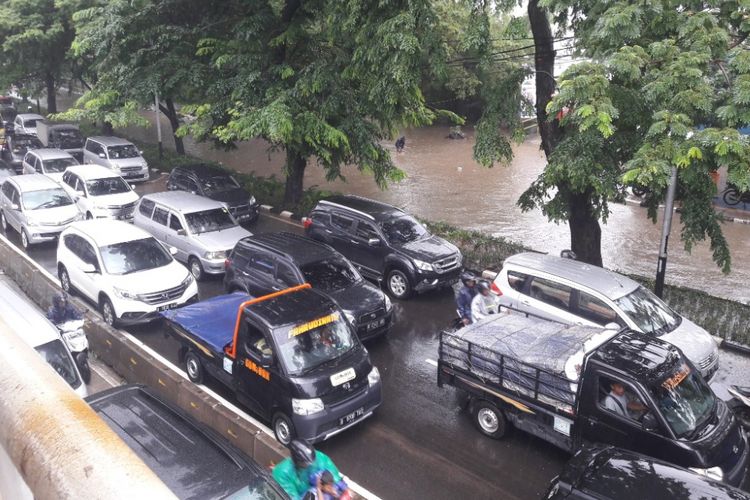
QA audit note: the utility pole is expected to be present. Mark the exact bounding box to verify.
[154,90,163,159]
[654,166,678,298]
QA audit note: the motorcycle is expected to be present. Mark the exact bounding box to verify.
[58,319,91,384]
[722,184,750,206]
[727,385,750,430]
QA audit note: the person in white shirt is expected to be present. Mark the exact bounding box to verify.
[471,281,500,322]
[603,382,647,419]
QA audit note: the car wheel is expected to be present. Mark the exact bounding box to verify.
[185,351,204,384]
[100,296,118,328]
[0,211,6,232]
[58,265,73,295]
[20,228,29,249]
[472,400,507,439]
[272,412,296,446]
[386,268,412,299]
[189,257,204,281]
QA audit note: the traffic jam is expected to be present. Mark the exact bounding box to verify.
[1,105,749,499]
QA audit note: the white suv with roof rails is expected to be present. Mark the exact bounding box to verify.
[60,165,139,221]
[56,220,198,327]
[492,252,719,380]
[83,136,149,182]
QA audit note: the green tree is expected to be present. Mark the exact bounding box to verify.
[184,0,448,208]
[0,0,90,113]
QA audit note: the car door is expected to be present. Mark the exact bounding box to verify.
[5,184,22,231]
[516,275,583,324]
[22,152,36,175]
[350,220,388,275]
[150,205,170,244]
[496,269,531,309]
[574,291,625,328]
[327,211,358,262]
[1,182,19,231]
[235,318,275,416]
[165,211,189,262]
[243,248,277,296]
[275,259,304,290]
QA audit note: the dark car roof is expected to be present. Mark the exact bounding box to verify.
[173,163,230,180]
[551,445,750,500]
[248,287,340,328]
[239,232,338,266]
[318,195,404,222]
[590,330,682,383]
[86,385,284,500]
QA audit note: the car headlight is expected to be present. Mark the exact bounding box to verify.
[368,366,380,386]
[384,294,393,312]
[249,196,256,205]
[689,466,723,481]
[73,212,84,221]
[204,250,227,260]
[25,215,39,226]
[456,253,463,265]
[413,259,434,272]
[292,397,324,416]
[182,273,194,287]
[113,287,139,300]
[343,311,356,325]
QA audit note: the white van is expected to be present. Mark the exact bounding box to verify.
[0,274,87,397]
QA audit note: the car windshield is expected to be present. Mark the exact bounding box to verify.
[35,339,81,389]
[380,215,429,245]
[649,363,715,438]
[203,174,240,194]
[23,188,74,210]
[87,177,130,196]
[274,312,356,376]
[108,144,140,159]
[23,118,42,128]
[223,477,286,500]
[614,286,681,334]
[184,207,236,234]
[55,130,83,148]
[43,157,78,173]
[12,135,42,153]
[300,258,361,291]
[99,237,173,275]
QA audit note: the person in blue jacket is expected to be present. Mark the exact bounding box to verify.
[456,272,477,325]
[273,440,349,500]
[47,292,82,326]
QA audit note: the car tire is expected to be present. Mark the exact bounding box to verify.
[385,268,412,299]
[188,257,204,281]
[100,296,118,328]
[472,400,507,439]
[58,265,74,295]
[20,228,29,249]
[272,412,296,446]
[0,210,7,232]
[185,351,204,384]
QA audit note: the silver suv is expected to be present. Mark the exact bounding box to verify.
[83,136,149,182]
[492,252,719,380]
[133,191,252,280]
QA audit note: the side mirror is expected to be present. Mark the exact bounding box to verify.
[642,412,658,432]
[169,246,178,255]
[80,263,97,274]
[176,229,186,236]
[368,238,381,247]
[604,322,620,330]
[98,153,105,159]
[10,203,19,210]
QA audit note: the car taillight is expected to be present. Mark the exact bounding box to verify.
[490,281,502,296]
[302,217,312,229]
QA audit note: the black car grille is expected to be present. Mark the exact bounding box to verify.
[120,166,141,173]
[321,377,368,406]
[230,203,251,215]
[106,201,136,217]
[138,282,188,305]
[434,254,460,274]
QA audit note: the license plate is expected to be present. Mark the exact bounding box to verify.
[157,302,178,312]
[367,318,385,331]
[123,172,140,178]
[330,367,356,387]
[339,407,364,426]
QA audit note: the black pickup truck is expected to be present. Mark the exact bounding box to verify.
[437,313,749,487]
[162,284,382,445]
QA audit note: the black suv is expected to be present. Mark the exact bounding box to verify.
[3,133,42,174]
[224,232,394,340]
[167,163,259,223]
[305,195,462,299]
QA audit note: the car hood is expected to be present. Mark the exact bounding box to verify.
[110,261,190,294]
[44,172,64,183]
[193,225,252,251]
[111,158,145,169]
[91,191,139,207]
[325,281,385,318]
[659,317,717,366]
[29,205,79,224]
[396,235,459,262]
[208,188,249,206]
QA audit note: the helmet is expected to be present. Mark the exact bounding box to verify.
[476,281,490,293]
[289,439,316,469]
[460,272,476,285]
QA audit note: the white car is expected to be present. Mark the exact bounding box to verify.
[22,148,79,182]
[82,136,149,182]
[13,113,45,136]
[60,165,139,221]
[57,220,198,327]
[492,252,719,379]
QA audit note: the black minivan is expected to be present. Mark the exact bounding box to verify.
[224,232,394,340]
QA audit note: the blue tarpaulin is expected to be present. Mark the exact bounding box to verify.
[160,292,252,354]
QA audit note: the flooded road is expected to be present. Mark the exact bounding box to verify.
[121,113,750,304]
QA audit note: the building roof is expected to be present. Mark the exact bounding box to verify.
[68,220,152,246]
[239,232,338,266]
[8,173,62,191]
[86,136,135,147]
[142,190,227,213]
[319,195,404,221]
[65,164,121,181]
[31,148,76,160]
[504,252,639,300]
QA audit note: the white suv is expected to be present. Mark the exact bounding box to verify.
[60,165,139,221]
[492,252,719,379]
[57,220,198,327]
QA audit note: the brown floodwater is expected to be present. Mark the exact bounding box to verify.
[78,96,748,304]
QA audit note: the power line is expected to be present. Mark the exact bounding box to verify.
[448,41,578,66]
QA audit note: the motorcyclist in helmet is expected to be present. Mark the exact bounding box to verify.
[272,439,349,500]
[456,272,477,326]
[471,280,500,322]
[47,292,82,326]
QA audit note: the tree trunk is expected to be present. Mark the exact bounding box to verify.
[45,73,57,114]
[569,191,603,266]
[161,97,185,155]
[283,150,306,209]
[528,0,561,157]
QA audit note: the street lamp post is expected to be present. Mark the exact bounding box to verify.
[154,90,163,159]
[654,166,678,298]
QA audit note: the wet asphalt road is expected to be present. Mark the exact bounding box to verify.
[5,179,748,499]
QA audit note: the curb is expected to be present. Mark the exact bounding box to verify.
[623,197,750,225]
